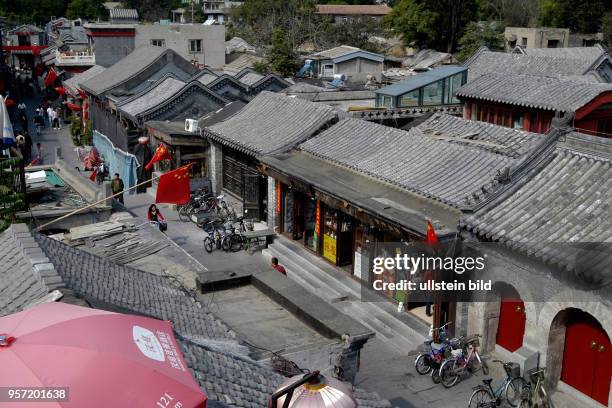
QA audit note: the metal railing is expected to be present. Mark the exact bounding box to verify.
[55,51,96,66]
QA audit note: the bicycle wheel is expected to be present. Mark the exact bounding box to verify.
[440,359,460,388]
[414,354,432,375]
[505,377,527,407]
[538,384,553,408]
[203,237,213,253]
[431,366,441,384]
[178,206,190,222]
[468,388,494,408]
[221,234,232,252]
[229,234,243,252]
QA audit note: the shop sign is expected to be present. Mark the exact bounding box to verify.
[276,182,281,214]
[315,200,321,235]
[323,234,336,263]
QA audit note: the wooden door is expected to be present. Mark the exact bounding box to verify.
[562,320,611,405]
[496,300,525,352]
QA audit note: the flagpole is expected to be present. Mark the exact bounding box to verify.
[36,173,162,231]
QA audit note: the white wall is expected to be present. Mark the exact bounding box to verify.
[135,24,225,68]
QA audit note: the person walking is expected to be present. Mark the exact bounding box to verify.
[271,257,287,276]
[111,173,125,204]
[53,107,61,130]
[23,131,33,162]
[147,204,167,232]
[35,142,44,165]
[17,101,26,118]
[34,109,44,137]
[47,105,55,129]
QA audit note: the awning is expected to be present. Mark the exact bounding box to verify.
[260,151,460,238]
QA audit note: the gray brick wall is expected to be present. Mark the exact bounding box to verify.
[93,36,135,67]
[267,176,276,229]
[209,141,223,195]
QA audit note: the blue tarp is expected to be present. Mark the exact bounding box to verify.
[93,131,139,194]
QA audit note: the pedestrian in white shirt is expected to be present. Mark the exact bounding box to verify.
[47,106,55,128]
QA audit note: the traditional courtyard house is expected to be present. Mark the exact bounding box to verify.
[315,4,392,23]
[201,67,291,102]
[201,91,337,220]
[457,73,612,136]
[461,131,611,408]
[305,45,386,81]
[503,27,570,50]
[259,111,548,328]
[463,46,612,83]
[3,24,48,70]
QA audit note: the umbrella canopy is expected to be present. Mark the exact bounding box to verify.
[0,302,206,408]
[274,373,357,408]
[1,96,15,145]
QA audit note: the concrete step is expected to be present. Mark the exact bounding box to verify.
[264,237,428,353]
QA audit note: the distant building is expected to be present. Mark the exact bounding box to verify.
[463,46,612,83]
[109,8,139,24]
[315,4,392,23]
[457,73,612,136]
[375,66,467,109]
[305,45,385,82]
[2,24,48,69]
[504,27,569,50]
[84,22,225,68]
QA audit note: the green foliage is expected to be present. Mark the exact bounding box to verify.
[385,0,477,52]
[457,21,504,62]
[69,114,83,145]
[0,0,67,25]
[539,0,606,33]
[604,12,612,48]
[318,17,384,52]
[123,0,182,22]
[0,157,25,233]
[81,120,93,146]
[266,28,300,77]
[66,0,106,20]
[252,60,272,75]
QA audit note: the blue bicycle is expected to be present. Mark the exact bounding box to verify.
[468,360,526,408]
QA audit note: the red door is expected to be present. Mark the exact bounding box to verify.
[496,300,526,352]
[562,320,611,405]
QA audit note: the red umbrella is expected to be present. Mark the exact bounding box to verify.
[0,302,207,408]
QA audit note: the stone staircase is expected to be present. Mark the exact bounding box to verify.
[263,236,429,354]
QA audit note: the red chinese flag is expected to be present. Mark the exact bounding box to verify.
[145,144,172,171]
[44,68,58,87]
[155,164,192,205]
[426,220,439,246]
[66,102,81,111]
[89,171,96,182]
[77,88,87,99]
[54,86,66,96]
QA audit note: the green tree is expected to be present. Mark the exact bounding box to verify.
[0,0,67,25]
[385,0,477,52]
[66,0,105,20]
[539,0,606,33]
[266,28,300,77]
[318,17,384,52]
[0,157,25,232]
[456,21,504,61]
[604,11,612,48]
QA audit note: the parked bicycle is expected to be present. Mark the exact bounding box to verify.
[518,368,553,408]
[221,216,254,252]
[177,189,213,222]
[414,322,461,383]
[439,334,488,388]
[202,220,226,253]
[468,360,526,408]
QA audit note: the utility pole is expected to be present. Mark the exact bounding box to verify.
[191,0,195,23]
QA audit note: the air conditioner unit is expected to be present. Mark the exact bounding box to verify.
[185,119,198,132]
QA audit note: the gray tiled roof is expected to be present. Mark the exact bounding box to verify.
[80,46,174,95]
[311,45,361,59]
[463,132,612,274]
[456,73,612,112]
[34,233,235,341]
[464,49,598,81]
[300,118,531,208]
[197,72,219,85]
[109,8,138,20]
[513,45,606,62]
[63,65,106,92]
[118,75,187,117]
[205,91,337,155]
[417,113,543,158]
[235,71,264,86]
[0,225,63,316]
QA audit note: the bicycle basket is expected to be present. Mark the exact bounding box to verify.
[527,367,545,383]
[504,362,521,379]
[451,348,463,358]
[465,335,480,347]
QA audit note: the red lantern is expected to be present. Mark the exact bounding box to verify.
[138,136,149,145]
